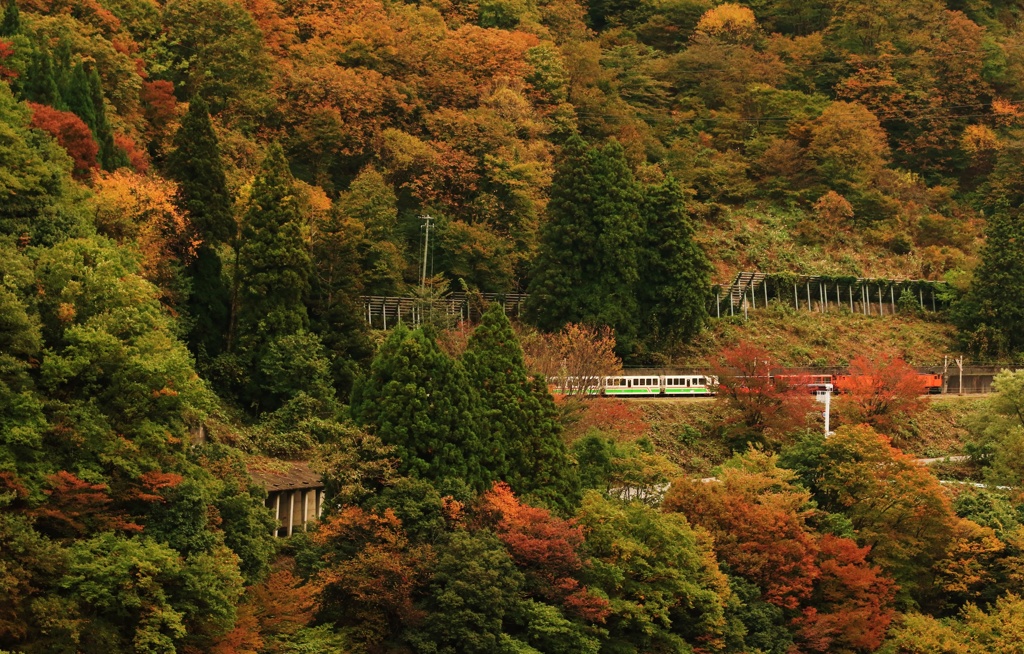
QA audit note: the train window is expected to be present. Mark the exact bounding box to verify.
[698,377,705,385]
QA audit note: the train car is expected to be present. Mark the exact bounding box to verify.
[920,373,943,394]
[772,374,834,395]
[833,373,945,395]
[832,374,855,394]
[553,376,602,396]
[663,375,716,396]
[602,376,662,396]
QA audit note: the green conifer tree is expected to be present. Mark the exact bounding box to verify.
[309,203,372,397]
[0,0,20,37]
[63,63,97,137]
[166,97,235,358]
[20,46,62,107]
[525,133,644,354]
[51,39,72,102]
[462,304,580,512]
[637,175,712,346]
[86,66,126,170]
[956,203,1024,354]
[351,325,493,492]
[235,144,312,353]
[62,63,125,170]
[167,97,235,244]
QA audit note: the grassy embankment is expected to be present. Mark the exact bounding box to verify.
[670,301,957,368]
[569,395,987,481]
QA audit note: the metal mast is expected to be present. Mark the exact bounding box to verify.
[420,215,433,288]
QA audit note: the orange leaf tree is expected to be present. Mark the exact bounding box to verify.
[664,450,821,611]
[782,424,958,605]
[712,342,815,447]
[311,506,433,647]
[476,482,610,623]
[835,354,926,437]
[665,449,897,652]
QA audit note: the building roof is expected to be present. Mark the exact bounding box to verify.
[248,461,324,492]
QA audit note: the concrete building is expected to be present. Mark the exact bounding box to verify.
[249,461,325,537]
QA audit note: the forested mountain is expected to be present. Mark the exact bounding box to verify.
[4,0,1024,651]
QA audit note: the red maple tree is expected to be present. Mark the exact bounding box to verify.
[834,354,926,435]
[477,482,611,622]
[27,102,99,179]
[712,342,815,446]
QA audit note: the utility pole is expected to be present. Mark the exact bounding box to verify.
[816,385,833,437]
[420,215,433,289]
[956,356,964,396]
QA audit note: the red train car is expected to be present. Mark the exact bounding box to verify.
[919,373,943,394]
[833,373,944,395]
[772,374,834,394]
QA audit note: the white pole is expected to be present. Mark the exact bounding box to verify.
[420,215,431,288]
[824,390,831,435]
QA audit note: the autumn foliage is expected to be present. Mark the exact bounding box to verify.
[665,452,821,610]
[477,483,610,622]
[834,354,927,435]
[31,471,141,538]
[665,450,897,652]
[564,398,649,442]
[796,535,897,653]
[91,170,197,302]
[713,342,815,446]
[0,40,15,81]
[27,102,98,177]
[6,0,1024,650]
[520,323,623,395]
[312,506,433,645]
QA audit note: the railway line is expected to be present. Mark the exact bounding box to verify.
[556,365,1022,398]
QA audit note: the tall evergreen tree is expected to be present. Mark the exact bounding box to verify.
[167,97,235,244]
[637,175,712,346]
[86,66,126,170]
[955,203,1024,354]
[62,63,125,170]
[0,0,20,37]
[235,144,312,353]
[63,63,95,128]
[309,202,373,398]
[351,325,493,492]
[335,165,406,296]
[462,304,581,512]
[167,96,234,358]
[525,133,644,354]
[20,46,61,107]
